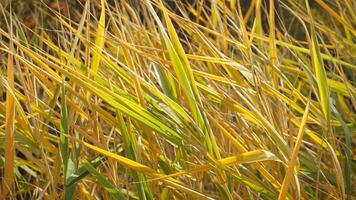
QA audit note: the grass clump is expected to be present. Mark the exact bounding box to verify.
[0,0,355,199]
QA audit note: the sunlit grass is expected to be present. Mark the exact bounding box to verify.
[0,0,355,199]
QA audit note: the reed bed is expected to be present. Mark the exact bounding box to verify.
[0,0,355,199]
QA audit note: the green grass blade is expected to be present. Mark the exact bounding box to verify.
[60,79,69,179]
[85,161,126,200]
[66,156,104,187]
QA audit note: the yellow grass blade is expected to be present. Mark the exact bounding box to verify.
[90,0,105,77]
[1,19,15,198]
[149,150,279,182]
[278,101,310,200]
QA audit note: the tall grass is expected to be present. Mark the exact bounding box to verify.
[0,0,355,199]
